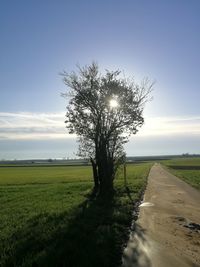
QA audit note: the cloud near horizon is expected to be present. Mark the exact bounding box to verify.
[139,116,200,137]
[0,112,200,140]
[0,112,71,140]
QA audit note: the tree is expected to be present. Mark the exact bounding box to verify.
[62,62,153,196]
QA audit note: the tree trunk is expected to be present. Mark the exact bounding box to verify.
[97,145,114,197]
[99,173,114,197]
[90,158,99,193]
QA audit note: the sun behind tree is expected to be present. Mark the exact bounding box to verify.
[62,62,153,197]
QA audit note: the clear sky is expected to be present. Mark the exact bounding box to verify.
[0,0,200,159]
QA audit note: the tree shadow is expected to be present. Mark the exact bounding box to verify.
[2,195,128,267]
[122,181,152,267]
[121,223,152,267]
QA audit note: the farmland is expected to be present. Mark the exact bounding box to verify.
[0,163,151,267]
[162,157,200,190]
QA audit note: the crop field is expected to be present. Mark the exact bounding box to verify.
[0,163,151,267]
[162,157,200,190]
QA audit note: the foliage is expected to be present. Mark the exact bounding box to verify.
[62,62,153,194]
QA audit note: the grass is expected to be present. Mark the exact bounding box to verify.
[162,157,200,190]
[0,163,151,267]
[0,165,93,185]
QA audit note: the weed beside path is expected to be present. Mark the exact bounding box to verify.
[0,163,151,267]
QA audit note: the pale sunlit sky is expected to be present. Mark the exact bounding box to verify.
[0,0,200,159]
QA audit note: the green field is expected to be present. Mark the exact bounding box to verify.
[162,157,200,190]
[0,163,151,267]
[0,165,93,185]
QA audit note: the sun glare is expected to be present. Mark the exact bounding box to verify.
[109,99,119,108]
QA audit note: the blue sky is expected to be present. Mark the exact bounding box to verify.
[0,0,200,159]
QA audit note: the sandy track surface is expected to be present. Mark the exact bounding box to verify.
[122,163,200,267]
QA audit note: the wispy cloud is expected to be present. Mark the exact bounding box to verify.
[138,116,200,136]
[0,112,73,140]
[0,112,200,140]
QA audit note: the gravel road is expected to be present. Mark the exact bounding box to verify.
[122,163,200,267]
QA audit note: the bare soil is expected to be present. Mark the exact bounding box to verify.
[122,163,200,267]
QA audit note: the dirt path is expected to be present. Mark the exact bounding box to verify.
[122,163,200,267]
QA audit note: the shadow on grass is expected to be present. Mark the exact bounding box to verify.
[2,194,132,267]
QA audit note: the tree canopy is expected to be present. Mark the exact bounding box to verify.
[62,62,153,196]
